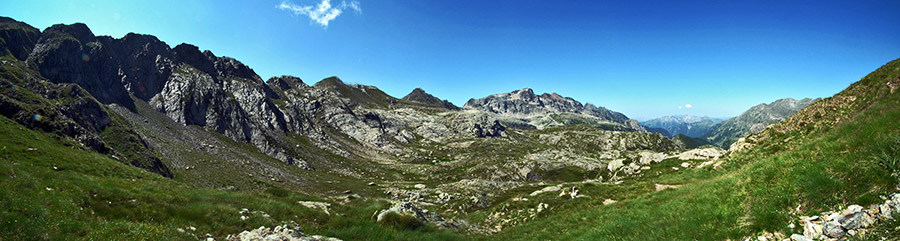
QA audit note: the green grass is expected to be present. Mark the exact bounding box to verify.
[486,59,900,240]
[0,114,468,240]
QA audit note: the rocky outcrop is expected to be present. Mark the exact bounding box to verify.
[402,88,459,110]
[0,34,172,177]
[375,202,478,230]
[104,33,175,101]
[27,23,135,109]
[3,19,303,172]
[790,193,900,240]
[0,17,40,61]
[676,147,725,161]
[225,223,342,241]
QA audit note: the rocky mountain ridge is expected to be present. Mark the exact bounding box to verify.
[464,88,644,131]
[0,17,662,185]
[4,15,900,240]
[702,97,819,147]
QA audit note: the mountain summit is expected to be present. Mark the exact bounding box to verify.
[464,88,643,130]
[402,88,459,110]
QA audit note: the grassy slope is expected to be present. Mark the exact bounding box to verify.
[492,59,900,240]
[0,114,469,240]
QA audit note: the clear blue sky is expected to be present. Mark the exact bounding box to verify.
[3,0,900,120]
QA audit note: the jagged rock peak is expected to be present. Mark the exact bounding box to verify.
[0,16,38,31]
[464,87,638,130]
[267,75,307,90]
[402,88,460,110]
[464,88,587,116]
[43,22,95,44]
[173,43,217,75]
[504,88,538,101]
[314,76,346,88]
[0,16,41,60]
[407,87,428,96]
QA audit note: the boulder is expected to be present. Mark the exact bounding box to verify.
[789,234,813,241]
[607,159,625,172]
[839,211,874,230]
[802,222,823,239]
[822,221,845,238]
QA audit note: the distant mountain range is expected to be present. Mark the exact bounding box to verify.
[641,115,726,138]
[643,98,819,148]
[702,97,820,148]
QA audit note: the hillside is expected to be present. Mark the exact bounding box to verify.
[703,97,819,148]
[493,59,900,240]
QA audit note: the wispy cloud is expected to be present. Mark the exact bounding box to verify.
[677,104,693,110]
[277,0,362,28]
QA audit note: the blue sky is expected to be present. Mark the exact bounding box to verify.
[3,0,900,120]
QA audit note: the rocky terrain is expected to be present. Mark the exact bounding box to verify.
[2,16,899,241]
[0,16,693,233]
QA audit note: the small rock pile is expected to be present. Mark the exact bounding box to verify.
[790,193,900,240]
[225,223,342,241]
[374,202,485,232]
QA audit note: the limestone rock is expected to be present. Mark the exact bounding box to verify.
[822,221,845,238]
[789,234,813,241]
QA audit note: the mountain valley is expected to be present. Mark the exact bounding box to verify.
[1,16,899,241]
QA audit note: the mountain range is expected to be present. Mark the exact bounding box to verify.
[642,115,725,138]
[702,97,820,148]
[642,98,818,148]
[2,16,899,240]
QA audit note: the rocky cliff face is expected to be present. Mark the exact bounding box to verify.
[4,20,308,171]
[27,23,135,109]
[0,18,172,177]
[703,97,819,147]
[0,17,40,61]
[464,88,639,130]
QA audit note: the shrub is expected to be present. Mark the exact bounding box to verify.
[376,212,423,230]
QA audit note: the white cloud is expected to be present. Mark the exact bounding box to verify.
[677,106,683,110]
[685,104,693,109]
[278,0,362,28]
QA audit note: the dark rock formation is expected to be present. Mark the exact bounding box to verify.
[402,88,459,110]
[27,23,135,109]
[0,17,41,60]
